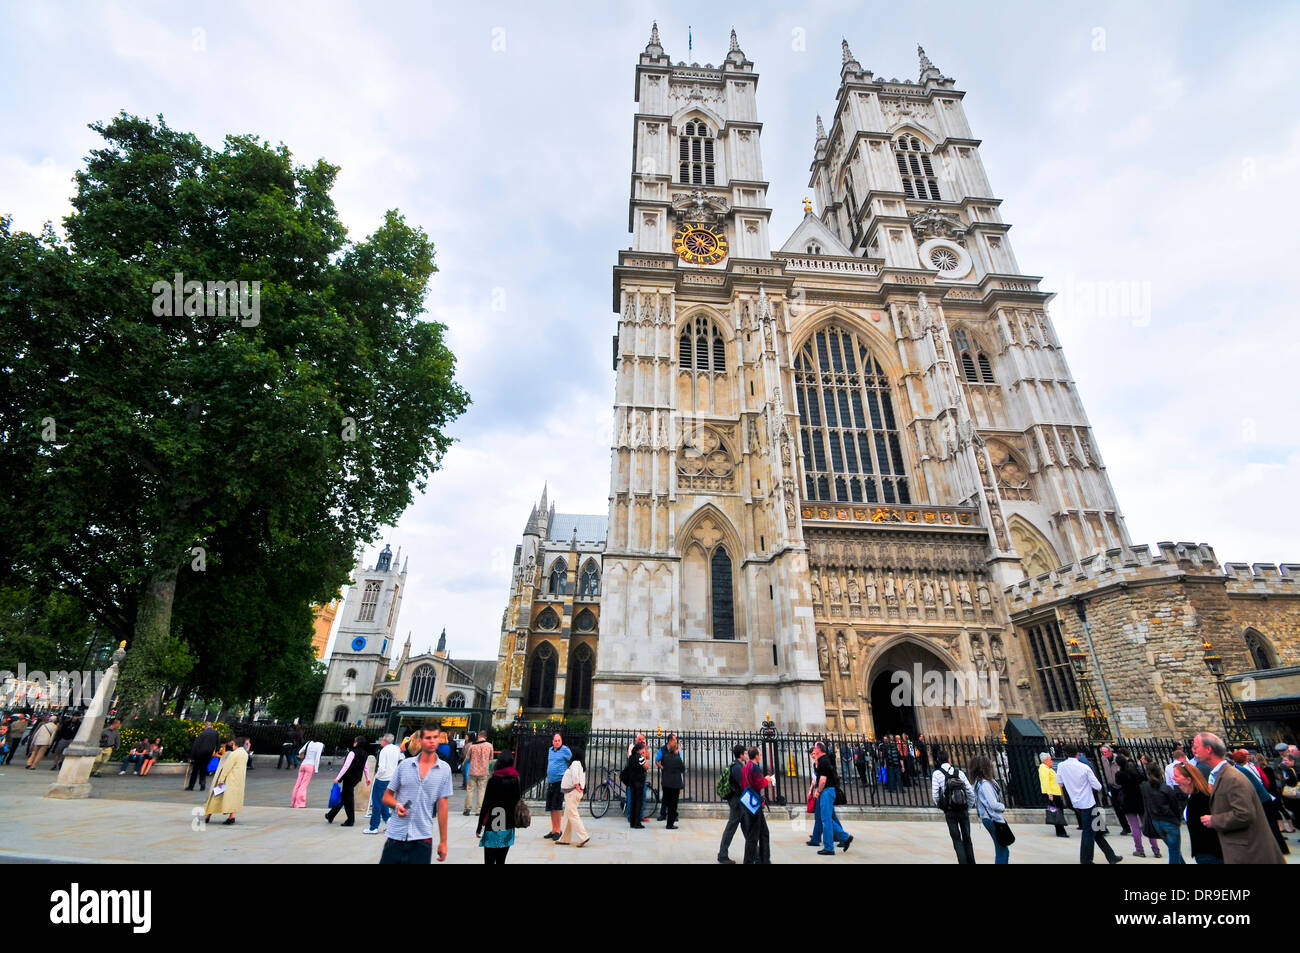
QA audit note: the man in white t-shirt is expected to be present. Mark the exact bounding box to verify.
[365,734,402,834]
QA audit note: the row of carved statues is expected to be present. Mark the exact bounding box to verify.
[810,567,995,612]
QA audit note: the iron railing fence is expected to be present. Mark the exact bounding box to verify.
[511,724,1185,812]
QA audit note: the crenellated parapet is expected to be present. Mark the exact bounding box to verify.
[1003,541,1225,614]
[1223,561,1300,597]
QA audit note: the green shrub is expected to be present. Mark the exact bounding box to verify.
[117,717,232,761]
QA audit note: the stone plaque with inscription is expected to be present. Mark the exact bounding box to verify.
[681,687,751,730]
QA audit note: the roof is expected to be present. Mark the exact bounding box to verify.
[546,512,608,546]
[778,211,854,257]
[452,660,498,693]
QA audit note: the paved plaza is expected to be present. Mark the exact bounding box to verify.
[4,762,1288,864]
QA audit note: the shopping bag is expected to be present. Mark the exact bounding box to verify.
[329,782,343,809]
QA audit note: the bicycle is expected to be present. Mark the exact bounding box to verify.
[589,770,660,820]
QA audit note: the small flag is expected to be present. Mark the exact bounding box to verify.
[688,25,692,52]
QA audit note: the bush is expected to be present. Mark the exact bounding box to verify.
[117,717,233,761]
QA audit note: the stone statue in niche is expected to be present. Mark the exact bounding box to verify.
[810,571,822,603]
[940,578,953,607]
[817,634,829,673]
[922,579,935,606]
[904,576,917,607]
[970,632,988,675]
[748,416,761,450]
[847,572,861,605]
[785,496,797,528]
[989,634,1008,675]
[781,434,792,468]
[977,582,991,607]
[958,580,973,607]
[866,572,878,605]
[829,574,842,603]
[884,572,898,606]
[836,633,851,675]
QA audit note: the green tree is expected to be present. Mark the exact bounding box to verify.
[265,658,327,723]
[0,114,469,709]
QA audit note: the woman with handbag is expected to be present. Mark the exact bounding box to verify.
[1039,753,1068,838]
[292,734,324,808]
[477,752,522,864]
[325,736,372,827]
[204,737,248,825]
[1117,754,1160,857]
[659,736,685,830]
[1139,762,1184,863]
[971,754,1011,863]
[557,756,590,847]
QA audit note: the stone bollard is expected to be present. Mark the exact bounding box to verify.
[47,642,126,800]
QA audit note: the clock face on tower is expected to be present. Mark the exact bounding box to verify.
[672,222,728,265]
[351,636,366,652]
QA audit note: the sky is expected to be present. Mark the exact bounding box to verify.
[3,1,1297,664]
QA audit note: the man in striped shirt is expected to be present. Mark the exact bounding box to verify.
[380,724,452,864]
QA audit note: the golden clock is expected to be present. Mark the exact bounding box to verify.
[672,222,728,265]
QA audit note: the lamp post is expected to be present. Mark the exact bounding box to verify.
[1066,638,1111,742]
[1202,641,1253,749]
[760,712,783,806]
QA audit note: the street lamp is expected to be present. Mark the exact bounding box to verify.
[1067,638,1111,742]
[1202,641,1253,749]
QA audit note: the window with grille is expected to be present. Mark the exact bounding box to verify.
[368,690,392,717]
[952,328,995,383]
[410,665,436,706]
[1025,620,1079,712]
[893,135,941,201]
[526,643,557,709]
[679,119,716,185]
[679,314,726,371]
[333,705,349,723]
[357,580,382,622]
[794,325,911,505]
[445,692,466,709]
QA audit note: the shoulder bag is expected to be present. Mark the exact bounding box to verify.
[514,797,531,828]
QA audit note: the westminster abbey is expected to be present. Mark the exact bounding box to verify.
[492,28,1300,744]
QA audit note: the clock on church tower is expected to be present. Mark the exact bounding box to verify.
[672,221,728,265]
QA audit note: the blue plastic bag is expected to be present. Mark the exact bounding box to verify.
[207,755,220,773]
[329,782,342,809]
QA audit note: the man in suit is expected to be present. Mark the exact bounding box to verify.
[187,722,220,791]
[1195,731,1285,865]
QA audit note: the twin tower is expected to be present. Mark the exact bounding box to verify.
[496,27,1135,736]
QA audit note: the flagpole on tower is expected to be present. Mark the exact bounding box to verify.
[688,24,692,54]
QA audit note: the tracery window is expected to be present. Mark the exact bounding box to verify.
[357,580,382,622]
[565,643,594,711]
[536,607,560,630]
[679,314,726,371]
[579,561,600,596]
[368,690,392,717]
[952,328,995,383]
[794,325,911,505]
[894,135,941,201]
[710,547,735,640]
[548,559,567,595]
[445,692,466,709]
[410,664,436,706]
[679,119,716,185]
[526,643,557,709]
[1245,629,1275,671]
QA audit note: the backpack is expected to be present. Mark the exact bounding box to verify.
[716,764,738,800]
[938,764,968,813]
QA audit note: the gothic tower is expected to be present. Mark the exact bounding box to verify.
[592,26,826,731]
[316,544,408,724]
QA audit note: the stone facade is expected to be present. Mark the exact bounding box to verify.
[488,28,1300,739]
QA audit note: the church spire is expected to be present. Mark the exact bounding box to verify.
[918,44,944,83]
[730,27,740,52]
[815,114,827,142]
[644,21,664,57]
[436,628,447,653]
[840,38,868,80]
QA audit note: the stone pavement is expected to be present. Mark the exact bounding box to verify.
[0,764,1294,864]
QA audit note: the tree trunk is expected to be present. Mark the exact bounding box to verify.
[116,566,179,714]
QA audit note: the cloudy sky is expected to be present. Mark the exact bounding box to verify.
[3,1,1297,663]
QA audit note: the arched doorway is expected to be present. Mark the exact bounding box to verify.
[866,638,985,739]
[870,669,920,739]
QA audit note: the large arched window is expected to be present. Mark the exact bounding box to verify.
[410,664,436,706]
[579,560,600,597]
[566,643,595,711]
[710,546,735,640]
[548,559,567,595]
[445,692,466,709]
[952,328,995,383]
[893,135,941,201]
[679,314,726,371]
[794,325,911,505]
[1245,629,1275,671]
[368,690,392,717]
[678,119,716,185]
[526,642,558,709]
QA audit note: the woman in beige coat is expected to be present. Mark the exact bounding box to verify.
[557,757,590,847]
[204,739,249,825]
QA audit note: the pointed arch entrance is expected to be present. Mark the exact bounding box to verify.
[864,637,986,739]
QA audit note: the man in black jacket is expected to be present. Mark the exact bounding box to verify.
[187,722,219,791]
[716,744,747,864]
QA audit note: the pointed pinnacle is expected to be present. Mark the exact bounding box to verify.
[730,28,740,52]
[842,39,855,64]
[650,22,660,46]
[816,114,827,140]
[918,44,935,72]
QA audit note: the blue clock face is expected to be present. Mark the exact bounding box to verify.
[351,636,367,652]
